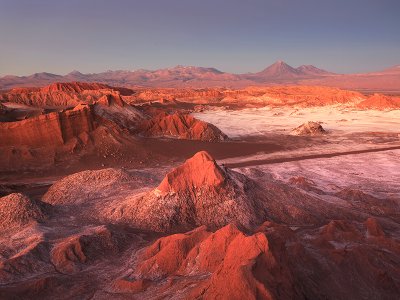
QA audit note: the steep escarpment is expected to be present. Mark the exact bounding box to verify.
[0,104,96,147]
[0,86,230,173]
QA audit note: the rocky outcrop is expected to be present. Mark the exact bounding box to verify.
[138,112,228,141]
[110,151,265,231]
[93,96,144,132]
[41,82,111,93]
[115,223,302,299]
[357,93,400,110]
[127,85,366,107]
[42,152,359,232]
[0,82,134,107]
[114,219,400,299]
[0,103,96,147]
[0,193,48,229]
[291,121,326,136]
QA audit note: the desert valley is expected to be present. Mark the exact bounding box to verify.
[1,0,400,298]
[0,61,400,299]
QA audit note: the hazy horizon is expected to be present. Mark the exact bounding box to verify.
[1,0,399,76]
[1,60,400,78]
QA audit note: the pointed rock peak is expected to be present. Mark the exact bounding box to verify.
[267,60,293,69]
[189,150,217,164]
[258,60,300,76]
[274,60,286,65]
[156,151,227,194]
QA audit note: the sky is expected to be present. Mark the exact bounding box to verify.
[0,0,399,76]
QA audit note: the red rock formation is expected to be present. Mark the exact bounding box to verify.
[111,151,265,231]
[127,85,366,107]
[114,219,400,299]
[40,82,110,93]
[96,92,125,107]
[0,104,96,147]
[157,150,226,194]
[0,82,134,107]
[100,151,363,232]
[93,96,144,132]
[357,93,400,110]
[138,112,228,141]
[2,81,369,108]
[115,223,306,299]
[0,193,48,229]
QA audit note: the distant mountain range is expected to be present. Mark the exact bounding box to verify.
[1,61,399,92]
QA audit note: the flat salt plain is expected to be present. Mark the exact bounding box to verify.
[193,106,400,137]
[193,106,400,197]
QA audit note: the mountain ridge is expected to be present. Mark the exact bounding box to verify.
[1,61,399,91]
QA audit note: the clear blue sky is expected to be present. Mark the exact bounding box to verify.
[0,0,399,76]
